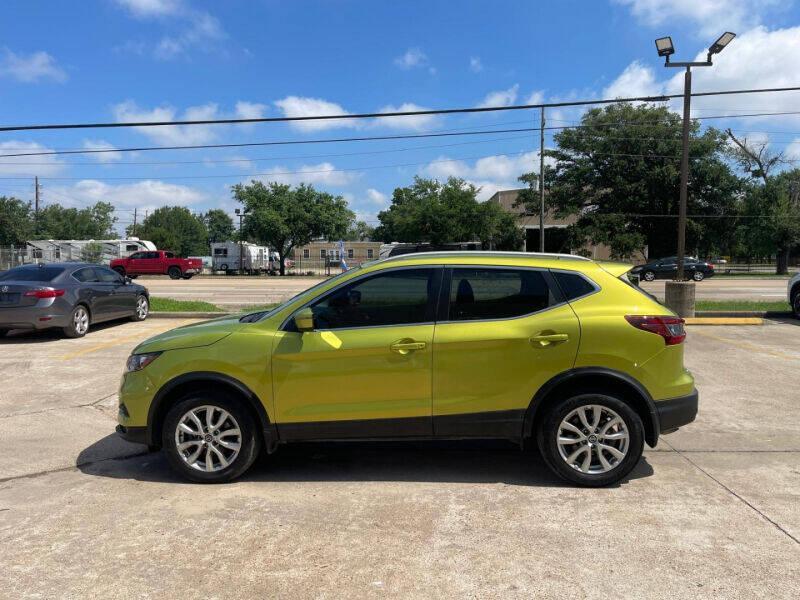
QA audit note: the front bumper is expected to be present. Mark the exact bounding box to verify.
[656,388,698,434]
[116,424,148,445]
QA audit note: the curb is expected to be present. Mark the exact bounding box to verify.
[694,310,793,318]
[149,311,228,319]
[685,317,764,325]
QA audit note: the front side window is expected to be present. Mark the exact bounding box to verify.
[72,267,98,283]
[129,252,144,260]
[447,268,556,321]
[309,268,436,329]
[95,267,122,283]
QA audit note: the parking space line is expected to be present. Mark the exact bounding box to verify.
[58,319,194,361]
[690,329,800,361]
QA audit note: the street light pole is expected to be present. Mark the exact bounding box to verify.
[539,107,546,253]
[654,32,735,316]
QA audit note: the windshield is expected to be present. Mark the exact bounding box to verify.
[240,267,362,323]
[0,266,65,282]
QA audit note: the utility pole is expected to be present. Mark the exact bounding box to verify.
[235,208,244,274]
[132,208,138,237]
[676,67,691,281]
[34,175,40,215]
[539,107,546,253]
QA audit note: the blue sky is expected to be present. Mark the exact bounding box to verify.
[1,0,799,233]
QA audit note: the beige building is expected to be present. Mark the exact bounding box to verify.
[291,240,382,272]
[488,189,613,260]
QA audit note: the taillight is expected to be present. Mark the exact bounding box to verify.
[625,315,686,345]
[24,288,65,299]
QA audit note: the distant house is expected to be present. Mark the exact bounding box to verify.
[291,240,382,270]
[488,189,614,260]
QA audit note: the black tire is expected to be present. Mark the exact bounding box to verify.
[692,270,705,282]
[131,295,149,322]
[642,270,656,282]
[792,291,800,319]
[162,393,260,483]
[537,393,644,487]
[168,266,182,280]
[62,304,90,338]
[113,266,126,277]
[0,329,9,338]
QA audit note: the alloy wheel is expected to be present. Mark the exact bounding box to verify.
[557,404,629,474]
[693,271,704,281]
[136,296,149,319]
[73,306,89,335]
[174,405,242,472]
[643,271,655,281]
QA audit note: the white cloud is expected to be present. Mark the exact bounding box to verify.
[614,0,780,35]
[0,141,65,176]
[235,101,267,120]
[114,0,183,18]
[257,162,359,187]
[421,151,543,201]
[478,84,519,108]
[0,49,67,83]
[375,103,438,131]
[394,48,429,70]
[365,188,389,207]
[46,179,207,218]
[274,96,356,132]
[525,90,545,105]
[602,61,661,99]
[82,140,123,163]
[469,56,483,73]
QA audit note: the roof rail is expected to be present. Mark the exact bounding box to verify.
[379,250,592,264]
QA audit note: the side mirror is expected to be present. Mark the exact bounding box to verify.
[294,308,314,332]
[125,276,133,284]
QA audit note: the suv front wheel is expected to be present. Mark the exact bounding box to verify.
[538,393,644,487]
[162,393,260,483]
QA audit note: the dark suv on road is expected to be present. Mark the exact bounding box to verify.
[630,257,714,282]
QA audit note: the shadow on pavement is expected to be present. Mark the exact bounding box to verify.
[0,318,133,344]
[78,435,654,488]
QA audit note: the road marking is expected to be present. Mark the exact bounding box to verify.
[691,329,799,361]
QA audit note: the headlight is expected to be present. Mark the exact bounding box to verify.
[126,352,162,373]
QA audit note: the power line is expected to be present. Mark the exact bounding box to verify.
[2,85,799,132]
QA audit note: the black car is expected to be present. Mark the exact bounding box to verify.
[630,256,715,282]
[0,263,150,339]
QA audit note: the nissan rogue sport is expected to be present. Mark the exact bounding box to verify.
[117,252,697,487]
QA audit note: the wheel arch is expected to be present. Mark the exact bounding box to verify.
[146,372,274,449]
[791,281,800,304]
[523,367,660,447]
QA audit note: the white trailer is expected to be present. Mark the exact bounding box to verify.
[23,238,156,264]
[211,242,270,274]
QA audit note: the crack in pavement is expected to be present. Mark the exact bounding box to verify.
[0,449,151,485]
[0,392,118,419]
[662,439,800,546]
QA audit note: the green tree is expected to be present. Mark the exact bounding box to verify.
[203,209,235,244]
[0,196,33,245]
[521,103,741,260]
[130,206,208,257]
[232,181,354,275]
[344,220,375,241]
[374,177,523,250]
[34,202,117,240]
[80,241,104,264]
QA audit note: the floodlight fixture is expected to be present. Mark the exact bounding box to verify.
[655,37,674,57]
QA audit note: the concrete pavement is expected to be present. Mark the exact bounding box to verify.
[0,318,799,598]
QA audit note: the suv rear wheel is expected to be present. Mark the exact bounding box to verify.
[537,393,644,487]
[162,393,260,483]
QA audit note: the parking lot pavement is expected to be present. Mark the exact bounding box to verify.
[1,320,799,598]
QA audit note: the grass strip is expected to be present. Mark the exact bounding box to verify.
[695,300,790,312]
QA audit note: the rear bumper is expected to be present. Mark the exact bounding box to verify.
[656,388,698,434]
[0,305,71,330]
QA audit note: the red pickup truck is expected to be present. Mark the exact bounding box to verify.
[110,251,202,280]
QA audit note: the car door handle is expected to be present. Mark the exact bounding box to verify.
[390,340,427,354]
[530,333,569,347]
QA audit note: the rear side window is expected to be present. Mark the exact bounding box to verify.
[0,266,65,282]
[310,268,436,329]
[448,268,556,321]
[72,268,98,283]
[553,272,597,301]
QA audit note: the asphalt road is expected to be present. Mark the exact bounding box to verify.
[141,275,790,307]
[1,318,798,598]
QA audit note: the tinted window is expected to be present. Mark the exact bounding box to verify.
[448,268,555,321]
[0,266,65,282]
[146,252,160,259]
[310,268,436,329]
[165,252,175,258]
[129,252,144,259]
[125,244,139,252]
[72,267,98,283]
[553,272,596,301]
[95,267,122,283]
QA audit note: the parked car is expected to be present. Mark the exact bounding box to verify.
[111,250,202,280]
[0,263,149,338]
[789,272,800,318]
[630,256,715,282]
[117,251,697,487]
